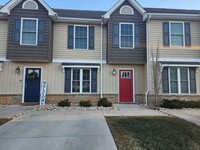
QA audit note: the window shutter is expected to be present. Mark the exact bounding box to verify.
[89,26,95,50]
[163,22,170,47]
[135,24,141,47]
[38,20,45,44]
[13,19,21,44]
[189,68,196,94]
[68,25,74,49]
[65,68,71,93]
[113,24,119,48]
[185,23,191,47]
[91,68,97,93]
[162,67,169,93]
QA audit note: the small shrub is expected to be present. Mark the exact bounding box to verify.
[58,99,71,107]
[98,97,112,107]
[79,100,92,107]
[161,99,200,109]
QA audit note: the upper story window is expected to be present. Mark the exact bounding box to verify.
[119,23,134,49]
[68,25,95,50]
[163,22,191,47]
[120,5,134,15]
[75,26,88,49]
[20,18,38,45]
[22,0,38,10]
[162,67,196,94]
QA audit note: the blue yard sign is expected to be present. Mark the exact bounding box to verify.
[40,80,47,106]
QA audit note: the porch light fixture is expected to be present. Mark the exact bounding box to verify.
[112,68,116,76]
[0,62,3,72]
[15,66,21,74]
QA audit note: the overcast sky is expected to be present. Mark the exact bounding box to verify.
[1,0,200,10]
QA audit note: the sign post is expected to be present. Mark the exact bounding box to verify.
[40,80,47,106]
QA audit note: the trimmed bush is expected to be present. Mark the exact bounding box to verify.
[161,99,200,109]
[58,99,71,107]
[98,97,112,107]
[79,100,92,107]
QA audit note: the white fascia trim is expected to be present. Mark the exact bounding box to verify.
[162,64,200,68]
[148,13,200,17]
[57,17,101,23]
[53,59,107,64]
[103,0,146,19]
[151,58,200,62]
[0,0,56,16]
[0,58,10,61]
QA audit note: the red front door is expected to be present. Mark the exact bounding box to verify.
[119,70,134,102]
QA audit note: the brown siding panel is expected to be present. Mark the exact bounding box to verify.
[6,0,53,62]
[107,1,146,64]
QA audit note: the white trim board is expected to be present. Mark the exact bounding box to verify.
[103,0,146,19]
[53,59,107,64]
[0,58,10,61]
[151,58,200,62]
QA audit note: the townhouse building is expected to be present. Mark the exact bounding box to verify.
[0,0,200,105]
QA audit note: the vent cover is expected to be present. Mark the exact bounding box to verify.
[120,5,134,15]
[22,0,38,10]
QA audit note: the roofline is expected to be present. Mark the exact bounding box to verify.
[103,0,146,19]
[0,0,57,16]
[148,13,200,17]
[56,17,102,24]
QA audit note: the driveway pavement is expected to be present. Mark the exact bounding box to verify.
[103,104,166,116]
[0,111,117,150]
[0,105,34,118]
[160,108,200,126]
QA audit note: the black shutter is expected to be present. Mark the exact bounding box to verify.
[113,24,119,48]
[13,19,21,44]
[89,26,95,50]
[163,22,170,47]
[91,68,97,93]
[189,68,196,94]
[135,24,141,47]
[65,68,71,93]
[38,20,45,44]
[162,67,169,93]
[68,25,74,49]
[185,23,191,47]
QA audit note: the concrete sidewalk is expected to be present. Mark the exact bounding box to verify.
[0,105,34,118]
[160,108,200,126]
[103,104,166,116]
[0,111,117,150]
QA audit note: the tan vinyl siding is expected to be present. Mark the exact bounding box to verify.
[0,62,100,95]
[149,20,200,58]
[102,64,145,94]
[0,20,8,58]
[53,23,101,61]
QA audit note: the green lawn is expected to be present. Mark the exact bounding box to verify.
[106,116,200,150]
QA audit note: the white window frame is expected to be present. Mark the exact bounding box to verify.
[22,0,39,10]
[20,18,38,46]
[119,23,135,49]
[168,67,192,94]
[169,21,185,47]
[74,25,89,50]
[120,5,134,15]
[71,68,91,94]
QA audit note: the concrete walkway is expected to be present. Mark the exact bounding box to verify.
[0,111,117,150]
[0,105,34,118]
[103,104,166,116]
[160,108,200,126]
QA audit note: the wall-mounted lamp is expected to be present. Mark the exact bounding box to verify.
[15,66,21,74]
[0,62,3,72]
[112,68,116,76]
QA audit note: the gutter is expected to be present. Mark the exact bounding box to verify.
[145,14,151,106]
[100,21,103,98]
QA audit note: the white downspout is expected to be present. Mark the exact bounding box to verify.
[100,21,103,98]
[145,14,151,106]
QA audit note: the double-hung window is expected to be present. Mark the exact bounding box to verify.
[21,18,38,45]
[170,22,184,47]
[75,26,88,49]
[120,23,134,48]
[72,69,91,93]
[162,67,196,94]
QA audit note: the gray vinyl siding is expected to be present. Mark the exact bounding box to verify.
[6,0,53,62]
[107,1,146,64]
